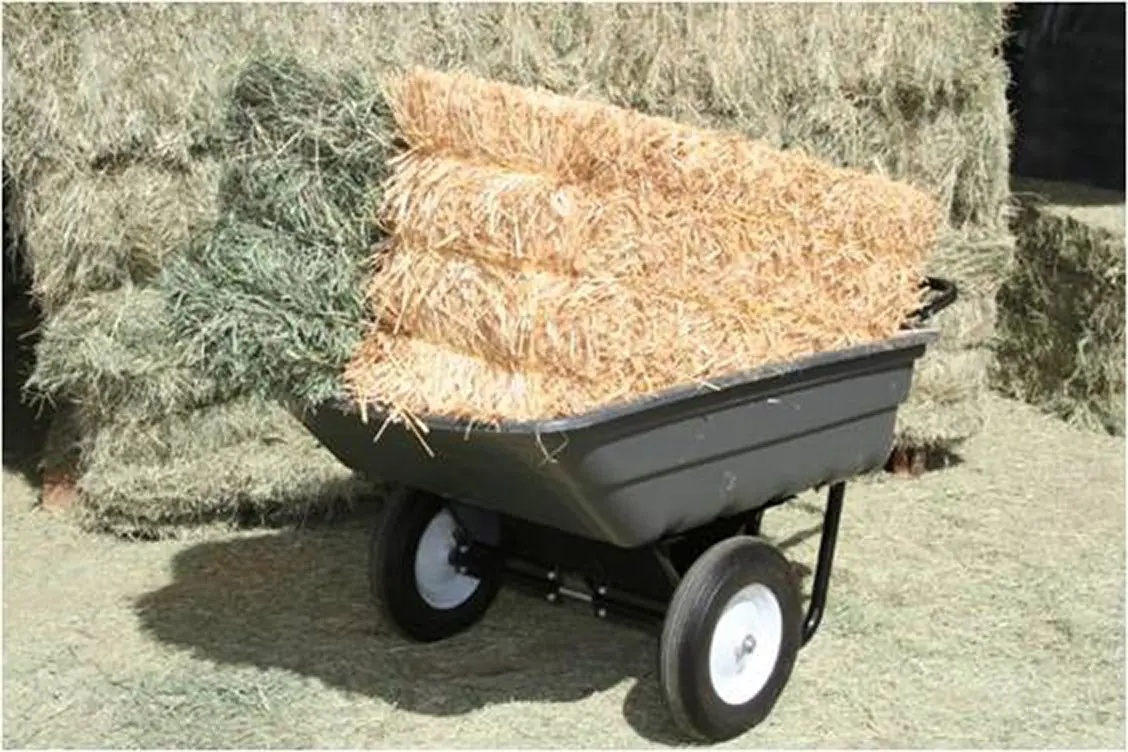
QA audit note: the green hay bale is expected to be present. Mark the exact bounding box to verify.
[212,56,394,251]
[26,286,222,423]
[162,220,371,407]
[216,159,377,250]
[73,397,374,539]
[219,56,394,234]
[994,179,1126,435]
[161,57,395,406]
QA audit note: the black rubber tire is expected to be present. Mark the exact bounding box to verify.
[659,536,803,742]
[369,491,501,643]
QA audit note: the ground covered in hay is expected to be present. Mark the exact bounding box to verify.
[4,396,1123,748]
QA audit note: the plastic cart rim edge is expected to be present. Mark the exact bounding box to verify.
[306,326,940,436]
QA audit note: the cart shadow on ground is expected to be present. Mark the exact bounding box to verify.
[134,500,828,744]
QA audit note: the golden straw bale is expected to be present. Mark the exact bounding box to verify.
[344,332,602,424]
[383,65,766,203]
[375,245,749,381]
[383,66,943,232]
[378,153,932,329]
[349,70,941,423]
[381,152,939,284]
[370,241,919,375]
[355,241,922,421]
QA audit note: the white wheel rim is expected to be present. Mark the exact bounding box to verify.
[413,509,481,610]
[707,583,784,706]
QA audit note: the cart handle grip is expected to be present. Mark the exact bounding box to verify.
[909,276,958,325]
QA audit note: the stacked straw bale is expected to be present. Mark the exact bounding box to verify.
[5,3,1012,533]
[994,179,1126,436]
[345,68,941,422]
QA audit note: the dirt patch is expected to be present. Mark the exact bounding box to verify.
[3,395,1124,747]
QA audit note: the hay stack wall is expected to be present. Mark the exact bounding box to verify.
[994,179,1126,436]
[4,4,1012,533]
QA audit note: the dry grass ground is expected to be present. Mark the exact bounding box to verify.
[3,395,1124,748]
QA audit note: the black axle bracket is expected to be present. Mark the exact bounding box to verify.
[448,479,849,646]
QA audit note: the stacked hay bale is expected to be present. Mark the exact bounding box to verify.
[4,3,1012,534]
[3,6,376,535]
[163,58,396,408]
[995,179,1126,436]
[343,68,941,423]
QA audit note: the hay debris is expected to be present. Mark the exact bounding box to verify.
[994,179,1125,435]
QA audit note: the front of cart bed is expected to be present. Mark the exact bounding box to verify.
[297,323,943,743]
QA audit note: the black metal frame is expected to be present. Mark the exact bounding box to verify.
[450,480,848,647]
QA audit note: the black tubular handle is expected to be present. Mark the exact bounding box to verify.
[908,276,958,325]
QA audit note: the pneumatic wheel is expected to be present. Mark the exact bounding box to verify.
[659,536,803,742]
[369,491,501,643]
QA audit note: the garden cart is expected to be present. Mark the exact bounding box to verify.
[295,277,956,742]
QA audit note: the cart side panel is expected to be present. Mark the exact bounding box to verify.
[298,335,932,547]
[295,408,597,535]
[558,363,915,546]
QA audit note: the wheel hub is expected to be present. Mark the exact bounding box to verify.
[708,583,784,706]
[413,509,481,610]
